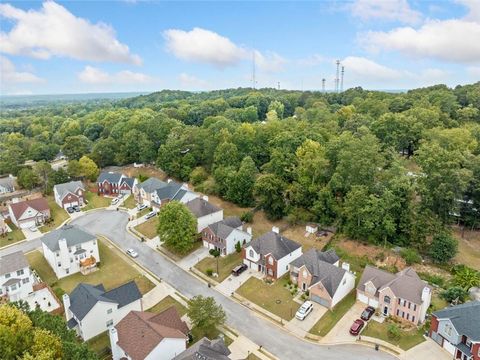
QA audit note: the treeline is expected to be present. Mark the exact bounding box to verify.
[1,83,479,257]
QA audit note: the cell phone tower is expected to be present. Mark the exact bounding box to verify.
[322,78,326,93]
[340,66,345,92]
[335,60,340,93]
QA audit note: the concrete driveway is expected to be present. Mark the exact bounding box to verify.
[402,337,451,360]
[22,227,42,240]
[321,301,366,343]
[286,302,328,334]
[216,268,259,296]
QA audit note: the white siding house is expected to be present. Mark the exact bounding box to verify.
[0,251,34,302]
[185,197,223,233]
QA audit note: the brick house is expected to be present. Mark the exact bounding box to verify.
[357,266,431,325]
[8,197,51,229]
[202,217,252,256]
[53,181,85,209]
[97,172,136,196]
[290,249,355,309]
[429,301,480,360]
[243,227,302,279]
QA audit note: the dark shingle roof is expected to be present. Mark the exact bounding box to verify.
[67,317,78,329]
[173,189,187,201]
[69,281,141,320]
[120,177,135,188]
[186,198,222,218]
[173,337,231,360]
[249,231,301,260]
[433,301,480,341]
[208,217,243,239]
[290,249,344,296]
[54,181,84,200]
[97,172,123,184]
[41,224,96,252]
[156,182,182,201]
[1,250,29,276]
[137,177,166,193]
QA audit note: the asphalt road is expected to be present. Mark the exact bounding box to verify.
[2,210,397,360]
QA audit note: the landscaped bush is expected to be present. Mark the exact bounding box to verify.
[441,286,468,303]
[206,269,213,276]
[400,248,422,265]
[387,324,401,340]
[240,211,254,223]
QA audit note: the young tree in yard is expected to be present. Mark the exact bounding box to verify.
[78,156,99,181]
[17,168,40,190]
[157,202,197,254]
[429,232,458,264]
[187,295,226,332]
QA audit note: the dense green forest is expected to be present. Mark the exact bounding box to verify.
[1,84,480,256]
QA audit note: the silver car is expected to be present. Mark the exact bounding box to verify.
[126,248,139,258]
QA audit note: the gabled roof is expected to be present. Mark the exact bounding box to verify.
[116,307,188,360]
[207,217,243,240]
[357,265,429,304]
[249,231,301,260]
[433,301,480,341]
[173,189,187,201]
[41,224,96,252]
[97,172,123,184]
[173,337,231,360]
[120,177,135,188]
[0,250,29,276]
[9,197,49,220]
[137,177,166,193]
[155,182,183,201]
[186,198,221,218]
[68,281,141,321]
[290,249,344,297]
[54,181,84,200]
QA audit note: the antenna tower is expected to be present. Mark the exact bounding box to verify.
[277,81,280,90]
[335,60,340,93]
[340,66,345,92]
[322,78,326,93]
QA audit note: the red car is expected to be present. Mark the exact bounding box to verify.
[361,306,375,321]
[349,319,365,335]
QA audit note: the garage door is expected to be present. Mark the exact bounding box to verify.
[443,340,455,355]
[358,293,378,307]
[20,219,36,229]
[311,295,330,308]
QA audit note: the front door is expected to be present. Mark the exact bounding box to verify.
[383,306,388,316]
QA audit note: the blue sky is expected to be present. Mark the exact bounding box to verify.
[1,0,479,95]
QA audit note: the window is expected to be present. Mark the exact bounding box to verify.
[69,248,72,253]
[406,313,409,320]
[384,296,391,304]
[401,311,405,318]
[106,320,113,327]
[16,269,24,276]
[268,257,274,265]
[412,316,415,323]
[413,304,416,311]
[76,245,81,251]
[90,250,93,253]
[70,259,73,263]
[66,269,69,274]
[56,252,59,257]
[249,249,254,258]
[396,309,399,316]
[22,278,29,284]
[107,308,112,314]
[408,302,411,309]
[10,284,17,291]
[5,273,10,279]
[57,263,61,267]
[398,298,401,305]
[403,299,407,307]
[466,338,472,348]
[445,324,453,336]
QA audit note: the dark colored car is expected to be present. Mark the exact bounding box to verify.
[66,207,75,214]
[232,264,248,276]
[73,205,81,212]
[349,319,365,335]
[361,306,375,321]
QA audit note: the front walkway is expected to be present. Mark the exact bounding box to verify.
[320,301,365,344]
[177,246,209,271]
[285,302,328,335]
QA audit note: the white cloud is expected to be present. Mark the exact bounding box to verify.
[0,55,44,84]
[0,1,141,64]
[254,50,287,72]
[78,66,152,84]
[164,27,246,67]
[457,0,480,22]
[467,66,480,77]
[178,73,209,89]
[341,56,402,81]
[350,0,422,24]
[297,54,328,66]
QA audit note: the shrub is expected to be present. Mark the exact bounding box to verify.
[287,279,292,286]
[375,252,386,262]
[305,290,310,296]
[235,241,242,253]
[240,211,254,223]
[190,167,209,185]
[195,178,217,195]
[429,232,458,264]
[206,269,213,276]
[400,248,422,265]
[387,324,401,340]
[440,286,468,303]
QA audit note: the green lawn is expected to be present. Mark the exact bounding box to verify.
[430,292,448,312]
[309,291,356,337]
[148,295,188,317]
[162,240,203,259]
[26,238,155,295]
[137,207,151,218]
[40,196,70,233]
[195,252,243,282]
[134,217,158,239]
[86,331,110,356]
[362,320,426,350]
[122,195,136,209]
[1,222,26,248]
[236,276,300,320]
[83,192,111,211]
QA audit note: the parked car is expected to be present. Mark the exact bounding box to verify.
[29,226,38,232]
[361,306,375,321]
[145,211,157,219]
[66,207,75,214]
[349,319,365,335]
[111,198,120,205]
[295,301,314,321]
[137,204,147,211]
[73,205,81,212]
[126,248,139,258]
[231,264,248,276]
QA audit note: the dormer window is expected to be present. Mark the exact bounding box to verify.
[445,324,453,336]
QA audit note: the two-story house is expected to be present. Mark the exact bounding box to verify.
[429,301,480,360]
[110,306,189,360]
[97,172,136,196]
[202,217,252,256]
[8,197,50,229]
[64,281,143,341]
[243,228,303,280]
[357,266,431,325]
[40,224,100,279]
[185,197,223,233]
[289,249,355,309]
[53,180,85,209]
[151,181,198,210]
[0,251,34,302]
[134,177,167,206]
[173,337,231,360]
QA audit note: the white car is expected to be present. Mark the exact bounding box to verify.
[137,204,147,211]
[145,211,157,219]
[111,198,120,205]
[126,248,139,258]
[295,301,314,321]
